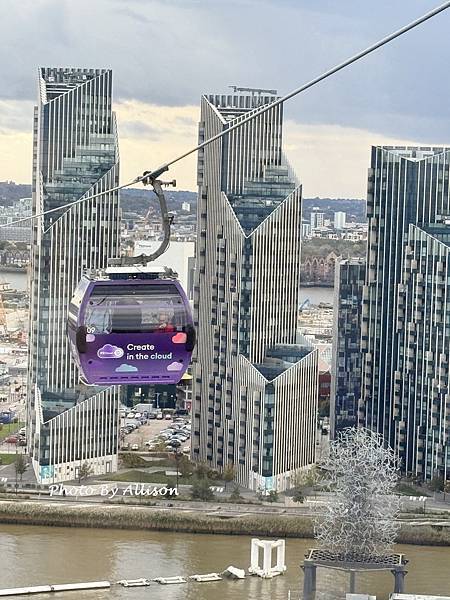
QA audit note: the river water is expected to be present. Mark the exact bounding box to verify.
[0,270,28,292]
[299,287,334,306]
[0,271,335,306]
[1,525,449,599]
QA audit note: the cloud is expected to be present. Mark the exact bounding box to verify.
[0,101,34,134]
[97,344,124,359]
[115,101,198,190]
[0,97,438,197]
[115,363,138,372]
[1,0,448,144]
[172,332,187,344]
[119,120,166,141]
[167,361,184,371]
[1,1,450,195]
[283,120,418,198]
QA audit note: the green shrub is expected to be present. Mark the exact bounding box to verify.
[191,478,215,501]
[119,453,148,469]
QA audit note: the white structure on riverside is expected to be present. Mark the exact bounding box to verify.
[249,538,286,578]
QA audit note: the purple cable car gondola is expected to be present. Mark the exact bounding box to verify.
[67,267,195,386]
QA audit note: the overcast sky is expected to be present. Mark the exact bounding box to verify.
[0,0,449,197]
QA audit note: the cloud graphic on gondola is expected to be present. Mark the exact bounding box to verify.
[115,363,138,373]
[167,361,184,372]
[172,332,187,344]
[97,344,124,359]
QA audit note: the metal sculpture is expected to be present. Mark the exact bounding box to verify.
[315,427,400,561]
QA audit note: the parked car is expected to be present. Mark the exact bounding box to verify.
[131,444,139,451]
[4,436,18,444]
[165,414,172,420]
[122,442,130,450]
[127,412,135,418]
[148,413,156,420]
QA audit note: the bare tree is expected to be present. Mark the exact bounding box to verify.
[222,464,236,491]
[77,461,93,484]
[14,453,28,485]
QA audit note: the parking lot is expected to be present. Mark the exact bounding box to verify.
[120,415,191,453]
[122,420,167,449]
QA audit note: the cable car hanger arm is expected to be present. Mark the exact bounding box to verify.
[108,170,176,267]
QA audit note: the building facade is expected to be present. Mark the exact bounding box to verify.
[331,258,365,439]
[397,224,450,480]
[310,210,324,229]
[361,146,450,481]
[301,251,341,286]
[192,92,318,491]
[28,67,121,483]
[334,211,346,230]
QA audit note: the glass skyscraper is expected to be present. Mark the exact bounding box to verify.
[192,92,318,492]
[28,68,121,483]
[397,223,450,480]
[331,258,365,438]
[361,146,450,482]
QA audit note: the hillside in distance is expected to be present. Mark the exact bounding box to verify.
[0,182,366,220]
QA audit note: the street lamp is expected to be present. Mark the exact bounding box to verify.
[174,447,181,496]
[14,442,18,495]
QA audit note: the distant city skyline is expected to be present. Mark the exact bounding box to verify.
[1,1,449,197]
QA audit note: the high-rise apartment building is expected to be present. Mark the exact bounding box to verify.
[192,92,318,492]
[361,146,450,481]
[330,258,365,439]
[310,210,324,229]
[397,223,450,480]
[28,68,121,483]
[334,211,346,230]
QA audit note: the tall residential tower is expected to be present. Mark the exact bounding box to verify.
[331,258,365,438]
[361,146,450,481]
[28,68,121,483]
[192,92,318,491]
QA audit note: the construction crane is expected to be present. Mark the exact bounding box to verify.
[229,85,278,97]
[299,298,310,312]
[0,291,7,337]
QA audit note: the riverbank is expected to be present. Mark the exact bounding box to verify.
[0,266,27,273]
[0,500,449,546]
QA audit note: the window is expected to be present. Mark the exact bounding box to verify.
[85,283,187,333]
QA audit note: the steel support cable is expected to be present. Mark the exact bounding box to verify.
[142,0,450,178]
[3,0,450,230]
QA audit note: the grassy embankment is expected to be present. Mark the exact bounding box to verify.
[0,454,17,465]
[0,422,24,443]
[0,500,449,546]
[101,470,195,484]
